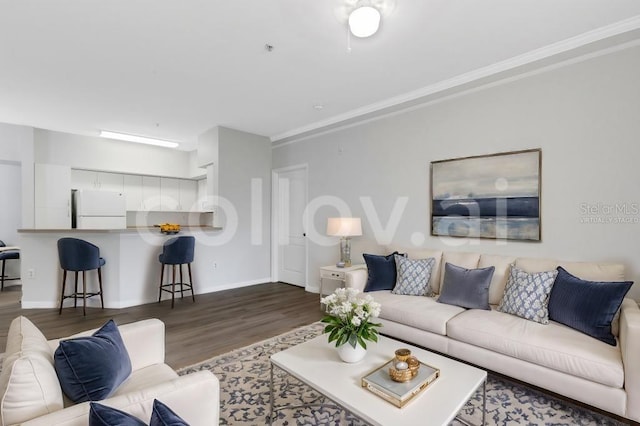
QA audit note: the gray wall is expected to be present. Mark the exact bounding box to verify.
[214,127,272,285]
[272,44,640,299]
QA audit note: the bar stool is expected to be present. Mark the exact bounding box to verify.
[0,240,20,291]
[158,236,196,308]
[57,238,105,316]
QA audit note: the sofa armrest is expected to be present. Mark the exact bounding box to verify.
[47,319,166,371]
[345,268,368,293]
[21,371,219,426]
[620,298,640,421]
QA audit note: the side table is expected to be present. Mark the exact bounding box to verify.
[319,264,366,303]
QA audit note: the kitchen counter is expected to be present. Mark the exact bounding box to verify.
[18,226,223,233]
[18,226,232,309]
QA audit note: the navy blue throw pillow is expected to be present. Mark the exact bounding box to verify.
[89,402,146,426]
[54,319,132,403]
[438,263,494,310]
[150,399,190,426]
[363,252,405,292]
[548,267,632,346]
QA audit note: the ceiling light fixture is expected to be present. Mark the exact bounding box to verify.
[348,2,381,38]
[99,130,179,148]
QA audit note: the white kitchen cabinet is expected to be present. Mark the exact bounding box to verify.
[160,178,198,211]
[71,169,123,192]
[123,174,143,211]
[160,178,180,211]
[35,163,71,229]
[71,169,96,191]
[179,179,198,212]
[99,172,124,192]
[196,177,215,212]
[141,176,161,211]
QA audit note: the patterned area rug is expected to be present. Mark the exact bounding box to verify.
[178,322,625,426]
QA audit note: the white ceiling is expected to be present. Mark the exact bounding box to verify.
[1,1,640,150]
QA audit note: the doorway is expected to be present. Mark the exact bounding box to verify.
[272,164,308,288]
[0,160,22,302]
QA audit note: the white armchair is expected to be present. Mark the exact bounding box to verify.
[0,317,219,426]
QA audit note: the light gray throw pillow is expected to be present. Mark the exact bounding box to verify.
[391,255,436,296]
[498,265,558,324]
[437,262,495,310]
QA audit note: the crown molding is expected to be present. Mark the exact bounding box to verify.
[271,15,640,145]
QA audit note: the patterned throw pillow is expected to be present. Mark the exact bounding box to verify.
[498,266,558,324]
[391,255,436,296]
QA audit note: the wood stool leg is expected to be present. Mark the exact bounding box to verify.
[158,263,165,303]
[188,263,195,302]
[98,267,104,309]
[59,269,67,314]
[82,270,87,316]
[1,259,5,291]
[74,272,79,308]
[171,265,176,309]
[179,264,184,299]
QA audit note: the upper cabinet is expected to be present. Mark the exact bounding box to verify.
[71,170,123,192]
[72,169,206,212]
[159,178,198,212]
[123,174,143,211]
[141,176,162,211]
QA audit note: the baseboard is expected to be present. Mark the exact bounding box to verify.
[21,278,274,309]
[198,278,272,293]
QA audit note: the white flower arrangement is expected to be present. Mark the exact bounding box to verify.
[321,288,382,349]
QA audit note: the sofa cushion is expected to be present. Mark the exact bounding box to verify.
[4,316,53,361]
[391,256,436,296]
[478,254,517,305]
[54,320,132,403]
[371,291,465,335]
[363,252,404,292]
[89,402,146,426]
[150,399,189,426]
[438,263,494,310]
[113,364,179,397]
[447,309,625,388]
[0,316,64,426]
[498,266,557,324]
[515,258,624,281]
[548,267,632,346]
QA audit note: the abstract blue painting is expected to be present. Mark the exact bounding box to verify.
[431,149,541,241]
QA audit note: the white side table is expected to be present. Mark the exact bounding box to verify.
[319,264,366,302]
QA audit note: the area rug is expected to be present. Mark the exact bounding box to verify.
[178,322,624,426]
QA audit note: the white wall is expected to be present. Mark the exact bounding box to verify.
[272,44,640,299]
[0,123,35,229]
[33,129,194,178]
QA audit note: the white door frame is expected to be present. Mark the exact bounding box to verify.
[271,163,309,289]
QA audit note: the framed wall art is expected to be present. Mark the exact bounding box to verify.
[430,149,541,241]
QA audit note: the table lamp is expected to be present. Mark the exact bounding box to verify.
[326,217,362,267]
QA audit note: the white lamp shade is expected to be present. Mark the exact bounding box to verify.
[327,217,363,237]
[348,6,381,38]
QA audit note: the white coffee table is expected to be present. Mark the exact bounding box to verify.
[269,335,486,426]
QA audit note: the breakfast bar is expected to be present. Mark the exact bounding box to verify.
[18,227,223,309]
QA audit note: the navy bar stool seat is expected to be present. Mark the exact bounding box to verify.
[0,240,20,291]
[57,237,105,316]
[158,236,196,308]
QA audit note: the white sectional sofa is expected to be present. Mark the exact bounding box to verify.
[345,247,640,422]
[0,317,219,426]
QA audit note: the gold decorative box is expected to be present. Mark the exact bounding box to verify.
[156,223,181,234]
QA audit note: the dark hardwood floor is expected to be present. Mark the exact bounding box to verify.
[0,283,323,369]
